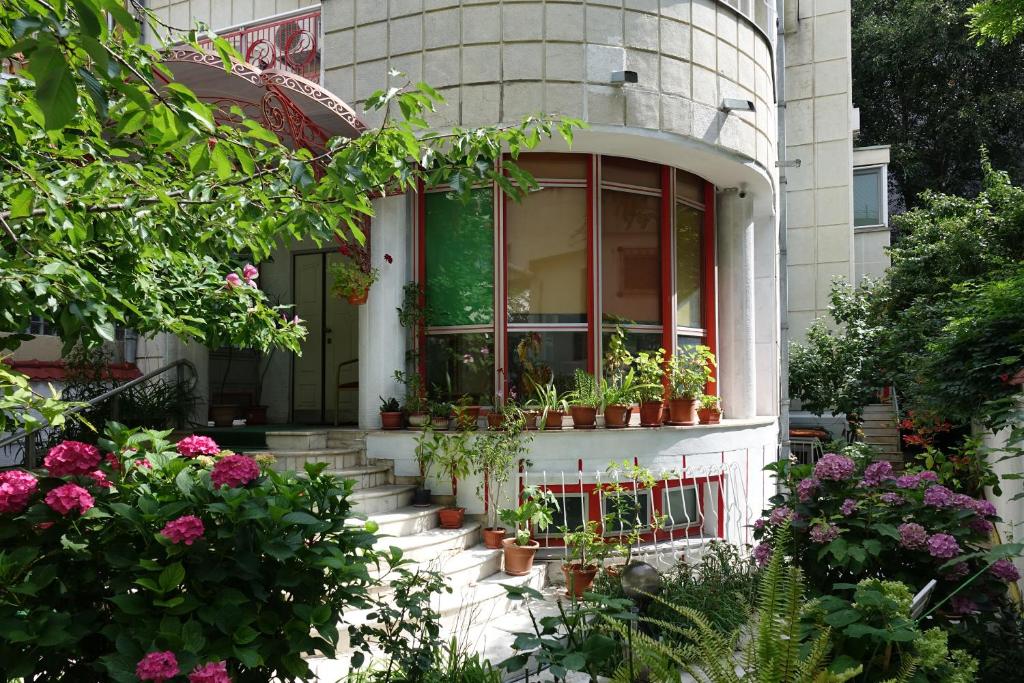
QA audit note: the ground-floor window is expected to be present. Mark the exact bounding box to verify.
[418,153,715,403]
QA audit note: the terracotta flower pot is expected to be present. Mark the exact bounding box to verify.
[562,563,600,598]
[210,404,240,428]
[438,506,465,529]
[639,401,664,427]
[347,290,368,305]
[570,406,597,429]
[698,407,722,425]
[244,405,268,425]
[544,410,565,430]
[486,412,504,430]
[668,398,698,426]
[483,527,507,549]
[503,537,540,576]
[453,405,480,430]
[431,416,450,430]
[412,487,432,507]
[523,411,540,430]
[407,412,429,429]
[603,405,632,429]
[380,411,403,430]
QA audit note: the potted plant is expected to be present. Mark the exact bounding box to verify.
[486,387,507,431]
[600,461,666,574]
[379,396,403,430]
[475,408,532,548]
[499,485,559,576]
[667,345,716,426]
[531,378,568,430]
[452,394,480,431]
[567,369,600,429]
[434,430,473,528]
[561,521,606,598]
[412,427,440,507]
[633,349,667,427]
[329,258,379,305]
[429,400,452,430]
[395,370,429,428]
[698,393,722,424]
[600,369,658,429]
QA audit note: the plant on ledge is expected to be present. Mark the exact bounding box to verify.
[499,485,558,576]
[567,369,601,429]
[667,345,716,425]
[475,408,532,548]
[632,348,667,427]
[530,378,569,430]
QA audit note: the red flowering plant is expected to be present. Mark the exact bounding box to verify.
[0,422,386,681]
[755,446,1022,626]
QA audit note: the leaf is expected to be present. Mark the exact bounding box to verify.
[10,188,34,219]
[28,45,78,130]
[72,0,103,38]
[824,609,862,627]
[281,511,322,526]
[158,563,186,592]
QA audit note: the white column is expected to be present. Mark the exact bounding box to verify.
[717,189,757,419]
[358,195,409,429]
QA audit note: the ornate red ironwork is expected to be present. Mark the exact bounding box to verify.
[199,9,320,84]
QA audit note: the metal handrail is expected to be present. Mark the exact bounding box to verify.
[0,358,198,467]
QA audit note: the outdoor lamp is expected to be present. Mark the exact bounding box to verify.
[720,98,755,113]
[620,561,662,601]
[610,70,639,86]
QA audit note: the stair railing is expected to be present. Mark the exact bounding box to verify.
[0,359,197,469]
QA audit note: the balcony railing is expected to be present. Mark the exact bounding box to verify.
[201,8,321,84]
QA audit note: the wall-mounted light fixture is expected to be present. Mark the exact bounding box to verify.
[610,70,638,86]
[720,98,755,113]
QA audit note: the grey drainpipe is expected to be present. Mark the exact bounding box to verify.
[775,0,791,464]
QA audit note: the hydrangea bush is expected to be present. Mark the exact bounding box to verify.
[0,423,381,681]
[755,452,1020,619]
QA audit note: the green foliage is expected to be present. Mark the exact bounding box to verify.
[474,410,532,530]
[853,0,1024,206]
[329,260,379,299]
[379,396,401,412]
[0,423,382,681]
[668,345,716,400]
[498,485,558,545]
[561,520,607,568]
[431,430,473,497]
[632,348,667,403]
[568,369,600,409]
[968,0,1024,44]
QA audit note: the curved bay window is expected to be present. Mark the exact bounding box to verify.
[420,154,715,403]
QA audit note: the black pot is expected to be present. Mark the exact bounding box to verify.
[412,487,432,507]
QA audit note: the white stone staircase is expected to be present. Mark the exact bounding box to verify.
[256,429,546,681]
[860,402,903,463]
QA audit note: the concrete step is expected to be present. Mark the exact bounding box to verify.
[373,523,481,564]
[862,426,899,437]
[862,404,896,415]
[327,429,368,449]
[261,447,364,473]
[433,563,547,622]
[357,505,440,537]
[265,430,328,451]
[326,464,393,490]
[349,484,415,515]
[369,545,504,596]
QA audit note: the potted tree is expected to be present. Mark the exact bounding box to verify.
[452,395,480,431]
[667,345,716,426]
[379,396,403,429]
[395,370,428,428]
[633,349,667,427]
[567,369,600,429]
[698,393,722,424]
[561,521,606,598]
[434,430,473,528]
[531,379,568,430]
[475,408,532,548]
[430,400,452,430]
[499,485,559,576]
[412,427,440,507]
[601,462,666,575]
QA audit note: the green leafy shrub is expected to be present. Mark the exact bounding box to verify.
[0,423,380,682]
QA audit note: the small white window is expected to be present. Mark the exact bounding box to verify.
[662,487,701,529]
[536,493,587,536]
[853,167,885,227]
[602,490,653,534]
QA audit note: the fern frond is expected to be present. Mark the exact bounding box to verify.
[875,656,916,683]
[794,627,834,683]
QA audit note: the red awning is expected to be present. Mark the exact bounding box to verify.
[159,47,365,152]
[5,359,142,382]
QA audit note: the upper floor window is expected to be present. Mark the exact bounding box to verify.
[853,167,886,228]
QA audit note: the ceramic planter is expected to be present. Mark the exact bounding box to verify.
[570,406,597,429]
[639,401,664,427]
[431,416,450,430]
[523,410,540,430]
[562,563,600,598]
[210,404,239,428]
[407,412,429,429]
[503,537,540,576]
[380,411,403,430]
[486,412,504,430]
[698,407,722,425]
[412,487,432,507]
[668,398,698,426]
[438,506,465,529]
[347,290,368,305]
[544,410,565,430]
[482,527,507,549]
[603,405,632,429]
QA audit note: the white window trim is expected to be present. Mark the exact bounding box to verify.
[853,164,888,231]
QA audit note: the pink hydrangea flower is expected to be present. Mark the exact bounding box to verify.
[105,453,122,471]
[225,273,242,289]
[895,474,921,489]
[813,454,856,481]
[45,483,94,516]
[943,562,969,581]
[926,533,961,559]
[177,435,220,458]
[924,485,956,508]
[859,461,893,487]
[161,515,205,545]
[809,523,839,544]
[753,518,766,530]
[950,596,978,615]
[0,470,38,514]
[796,477,820,502]
[840,498,858,516]
[87,470,113,489]
[991,559,1021,583]
[880,492,905,505]
[44,440,101,477]
[242,263,259,286]
[919,470,939,483]
[753,542,772,566]
[898,522,928,550]
[769,506,792,526]
[189,661,230,683]
[967,498,997,517]
[136,651,180,682]
[969,517,993,535]
[210,455,260,489]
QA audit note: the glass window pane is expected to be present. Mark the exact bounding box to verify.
[676,204,703,329]
[540,494,586,534]
[603,490,651,532]
[853,169,882,226]
[601,330,663,361]
[507,187,588,324]
[664,487,700,527]
[424,190,494,326]
[508,330,587,397]
[425,333,494,403]
[601,190,662,325]
[512,153,588,180]
[676,170,704,204]
[601,156,661,188]
[676,334,703,351]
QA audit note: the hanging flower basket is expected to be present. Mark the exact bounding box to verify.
[346,290,369,305]
[329,258,378,305]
